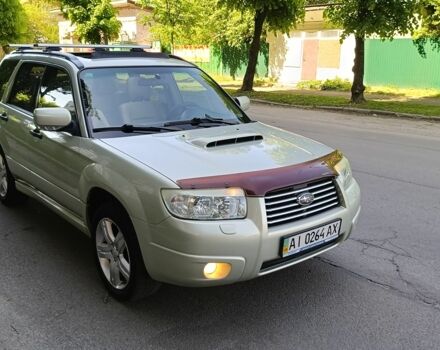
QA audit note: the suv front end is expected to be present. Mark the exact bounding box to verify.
[136,153,361,287]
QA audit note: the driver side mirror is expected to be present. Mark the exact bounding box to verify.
[34,108,72,131]
[235,96,251,111]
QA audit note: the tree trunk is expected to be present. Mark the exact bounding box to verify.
[171,30,175,54]
[241,9,267,92]
[351,36,366,103]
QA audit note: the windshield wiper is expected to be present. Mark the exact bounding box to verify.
[93,124,180,134]
[164,114,239,127]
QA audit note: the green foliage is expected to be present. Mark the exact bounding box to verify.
[213,43,269,80]
[325,0,418,41]
[296,80,323,90]
[22,0,59,43]
[0,0,28,48]
[220,0,306,34]
[324,1,418,103]
[219,0,305,91]
[209,6,255,79]
[297,78,352,91]
[414,0,440,57]
[209,5,255,47]
[140,0,212,50]
[61,0,122,44]
[321,78,352,91]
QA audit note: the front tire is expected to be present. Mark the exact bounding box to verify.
[91,201,161,301]
[0,149,26,206]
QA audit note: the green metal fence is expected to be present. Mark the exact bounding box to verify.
[365,38,440,89]
[192,48,268,79]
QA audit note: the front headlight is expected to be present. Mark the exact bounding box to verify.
[335,157,353,190]
[161,188,247,220]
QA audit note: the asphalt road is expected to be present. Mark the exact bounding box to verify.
[1,104,440,350]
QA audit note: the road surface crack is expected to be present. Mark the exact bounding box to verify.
[316,256,440,311]
[344,230,440,310]
[10,325,19,335]
[350,230,413,260]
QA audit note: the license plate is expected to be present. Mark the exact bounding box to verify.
[281,220,342,258]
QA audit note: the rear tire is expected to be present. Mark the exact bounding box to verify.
[0,148,27,206]
[91,201,161,301]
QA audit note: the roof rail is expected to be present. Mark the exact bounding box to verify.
[5,44,195,69]
[7,46,85,69]
[7,43,152,51]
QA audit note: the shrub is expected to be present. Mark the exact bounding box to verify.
[296,80,322,90]
[296,78,352,92]
[321,77,352,91]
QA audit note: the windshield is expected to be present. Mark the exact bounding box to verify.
[79,67,251,137]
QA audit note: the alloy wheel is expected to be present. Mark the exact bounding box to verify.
[95,218,131,290]
[0,154,8,198]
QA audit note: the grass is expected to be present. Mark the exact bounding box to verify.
[366,85,440,98]
[225,88,440,119]
[291,78,440,97]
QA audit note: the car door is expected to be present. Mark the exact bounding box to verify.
[0,58,20,156]
[5,62,90,218]
[2,62,46,185]
[27,65,92,217]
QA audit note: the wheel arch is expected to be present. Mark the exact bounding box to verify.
[79,163,149,235]
[86,187,127,232]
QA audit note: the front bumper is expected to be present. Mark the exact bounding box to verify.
[135,179,361,287]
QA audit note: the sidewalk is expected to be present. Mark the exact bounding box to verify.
[222,83,440,120]
[221,82,440,107]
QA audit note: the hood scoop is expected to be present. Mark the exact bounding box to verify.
[188,133,264,149]
[205,135,263,148]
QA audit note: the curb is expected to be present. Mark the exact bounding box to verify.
[250,98,440,123]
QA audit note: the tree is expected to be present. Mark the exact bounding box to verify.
[209,6,256,79]
[22,0,59,43]
[140,0,211,53]
[0,0,28,52]
[414,0,440,57]
[141,0,264,78]
[325,0,418,103]
[220,0,305,91]
[61,0,122,44]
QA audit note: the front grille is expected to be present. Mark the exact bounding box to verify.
[265,178,341,227]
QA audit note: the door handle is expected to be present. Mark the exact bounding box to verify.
[0,112,8,122]
[29,129,43,139]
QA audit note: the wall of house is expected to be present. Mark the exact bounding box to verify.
[268,7,356,85]
[116,7,152,44]
[267,6,440,89]
[268,30,354,85]
[365,38,440,89]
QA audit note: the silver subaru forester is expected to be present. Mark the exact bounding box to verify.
[0,44,361,300]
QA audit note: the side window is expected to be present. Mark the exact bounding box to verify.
[8,63,45,112]
[0,60,19,100]
[38,66,77,121]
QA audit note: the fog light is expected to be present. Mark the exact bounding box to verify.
[203,263,232,280]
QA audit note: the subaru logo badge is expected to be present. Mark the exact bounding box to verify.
[297,192,315,206]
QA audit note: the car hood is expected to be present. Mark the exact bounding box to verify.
[100,122,334,183]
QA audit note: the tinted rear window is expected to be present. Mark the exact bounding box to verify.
[8,63,45,112]
[0,60,19,100]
